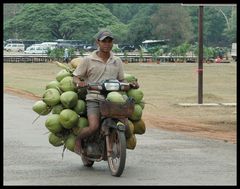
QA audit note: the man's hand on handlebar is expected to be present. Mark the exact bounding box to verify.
[129,81,139,89]
[73,76,87,88]
[76,81,87,88]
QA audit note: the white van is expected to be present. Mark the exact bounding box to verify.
[4,43,25,52]
[24,45,48,54]
[41,42,57,50]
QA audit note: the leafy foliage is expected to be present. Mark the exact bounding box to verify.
[150,4,193,46]
[4,3,121,42]
[3,3,236,47]
[48,47,76,61]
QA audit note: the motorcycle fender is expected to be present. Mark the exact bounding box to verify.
[101,118,125,134]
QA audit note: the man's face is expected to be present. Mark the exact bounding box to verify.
[97,37,113,53]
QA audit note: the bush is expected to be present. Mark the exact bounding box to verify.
[48,48,77,61]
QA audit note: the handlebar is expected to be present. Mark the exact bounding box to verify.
[87,83,103,91]
[76,79,132,92]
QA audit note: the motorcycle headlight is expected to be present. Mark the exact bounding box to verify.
[104,82,120,91]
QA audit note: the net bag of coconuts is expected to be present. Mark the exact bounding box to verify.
[32,59,146,155]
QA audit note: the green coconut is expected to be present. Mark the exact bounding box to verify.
[45,80,60,90]
[60,91,78,108]
[122,94,129,101]
[42,88,61,106]
[125,119,134,139]
[126,134,137,150]
[139,100,145,109]
[59,76,77,92]
[127,88,144,104]
[73,99,86,115]
[133,119,146,135]
[124,73,137,82]
[64,133,77,152]
[48,132,64,147]
[106,91,126,104]
[72,117,89,135]
[129,104,142,121]
[54,128,71,140]
[45,114,63,133]
[128,120,135,135]
[32,100,51,115]
[56,69,72,82]
[52,104,64,114]
[59,109,79,129]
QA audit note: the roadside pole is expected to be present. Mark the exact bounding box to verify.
[198,6,203,104]
[180,3,236,106]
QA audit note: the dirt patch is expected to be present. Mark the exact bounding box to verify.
[4,86,41,101]
[143,113,236,144]
[4,86,236,144]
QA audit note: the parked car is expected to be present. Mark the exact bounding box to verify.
[24,45,48,54]
[84,45,97,52]
[119,45,135,52]
[55,39,86,50]
[4,43,25,52]
[56,42,75,49]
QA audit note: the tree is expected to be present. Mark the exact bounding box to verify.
[127,4,157,45]
[203,7,230,47]
[150,4,194,46]
[104,3,145,24]
[106,23,129,44]
[4,3,235,48]
[4,3,122,42]
[183,5,235,47]
[223,6,236,43]
[3,4,25,23]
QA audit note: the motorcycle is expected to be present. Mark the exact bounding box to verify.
[76,79,135,177]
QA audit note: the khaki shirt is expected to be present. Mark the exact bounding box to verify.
[73,50,124,100]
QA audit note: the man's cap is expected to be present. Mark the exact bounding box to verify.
[96,29,114,41]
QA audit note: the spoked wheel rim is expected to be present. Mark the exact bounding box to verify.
[107,129,126,177]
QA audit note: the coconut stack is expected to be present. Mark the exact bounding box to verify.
[32,58,146,154]
[123,73,146,150]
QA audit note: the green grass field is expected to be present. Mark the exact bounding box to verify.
[4,62,236,129]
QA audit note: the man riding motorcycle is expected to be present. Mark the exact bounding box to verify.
[73,29,138,155]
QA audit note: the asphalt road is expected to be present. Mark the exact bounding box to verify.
[3,93,236,186]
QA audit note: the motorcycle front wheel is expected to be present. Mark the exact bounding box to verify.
[107,129,126,177]
[81,156,94,167]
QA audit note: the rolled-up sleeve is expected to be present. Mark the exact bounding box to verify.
[72,57,88,79]
[117,58,124,81]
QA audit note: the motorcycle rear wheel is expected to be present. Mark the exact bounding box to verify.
[107,129,126,177]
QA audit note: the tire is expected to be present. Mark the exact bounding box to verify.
[107,129,126,177]
[81,156,94,167]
